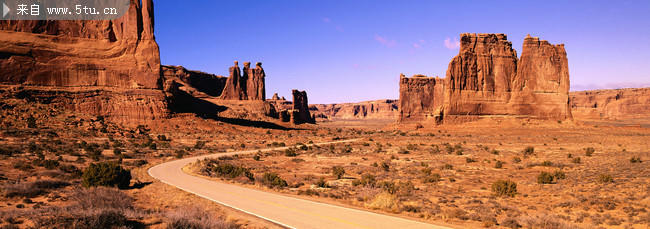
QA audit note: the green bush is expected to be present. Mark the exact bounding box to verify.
[82,162,132,189]
[630,156,642,163]
[541,161,553,167]
[491,180,517,197]
[315,177,328,188]
[205,160,254,182]
[262,172,287,188]
[584,147,595,156]
[537,171,554,184]
[331,165,345,179]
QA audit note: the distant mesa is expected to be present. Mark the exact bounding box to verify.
[399,33,572,124]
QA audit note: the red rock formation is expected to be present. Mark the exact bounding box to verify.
[398,74,445,122]
[399,33,572,124]
[444,33,519,121]
[220,61,247,100]
[0,0,160,88]
[161,65,227,97]
[246,62,266,100]
[510,35,571,119]
[570,87,650,119]
[0,0,166,125]
[291,90,315,124]
[312,99,399,120]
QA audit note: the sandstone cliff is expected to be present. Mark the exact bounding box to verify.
[398,74,444,122]
[399,33,572,124]
[0,0,167,124]
[570,87,650,119]
[161,65,227,97]
[312,100,398,120]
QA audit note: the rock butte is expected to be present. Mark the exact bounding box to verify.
[0,0,314,126]
[399,33,572,124]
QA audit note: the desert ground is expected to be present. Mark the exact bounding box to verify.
[1,94,648,229]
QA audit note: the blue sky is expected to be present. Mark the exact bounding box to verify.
[154,0,650,104]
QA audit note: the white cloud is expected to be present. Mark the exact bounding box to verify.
[321,17,331,23]
[419,39,426,44]
[375,35,396,48]
[413,43,421,49]
[444,37,460,50]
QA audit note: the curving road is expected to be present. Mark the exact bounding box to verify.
[148,139,450,229]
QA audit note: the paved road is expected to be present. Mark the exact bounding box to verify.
[148,139,450,229]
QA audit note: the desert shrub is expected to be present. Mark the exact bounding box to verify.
[42,159,60,170]
[518,212,574,229]
[421,173,441,183]
[501,217,521,229]
[174,149,187,159]
[397,149,410,154]
[380,161,390,171]
[523,146,535,156]
[630,156,642,163]
[82,162,132,189]
[495,160,505,169]
[378,181,397,194]
[0,146,22,157]
[537,171,554,184]
[430,145,441,154]
[572,157,581,164]
[193,140,205,149]
[512,157,522,163]
[2,180,69,198]
[284,148,297,157]
[490,149,500,155]
[401,204,421,213]
[406,144,417,151]
[598,174,613,183]
[297,189,320,196]
[368,192,400,212]
[541,160,553,167]
[315,177,328,188]
[552,170,566,180]
[466,157,476,163]
[352,174,376,187]
[253,153,261,161]
[492,180,517,197]
[71,187,134,210]
[27,116,37,128]
[261,172,287,188]
[12,160,33,171]
[331,165,345,179]
[203,160,254,182]
[441,163,453,170]
[166,206,237,229]
[112,148,123,156]
[584,147,595,156]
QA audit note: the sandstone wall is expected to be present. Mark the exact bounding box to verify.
[398,75,444,122]
[291,90,315,124]
[570,88,650,119]
[399,33,572,124]
[0,0,167,125]
[312,99,398,120]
